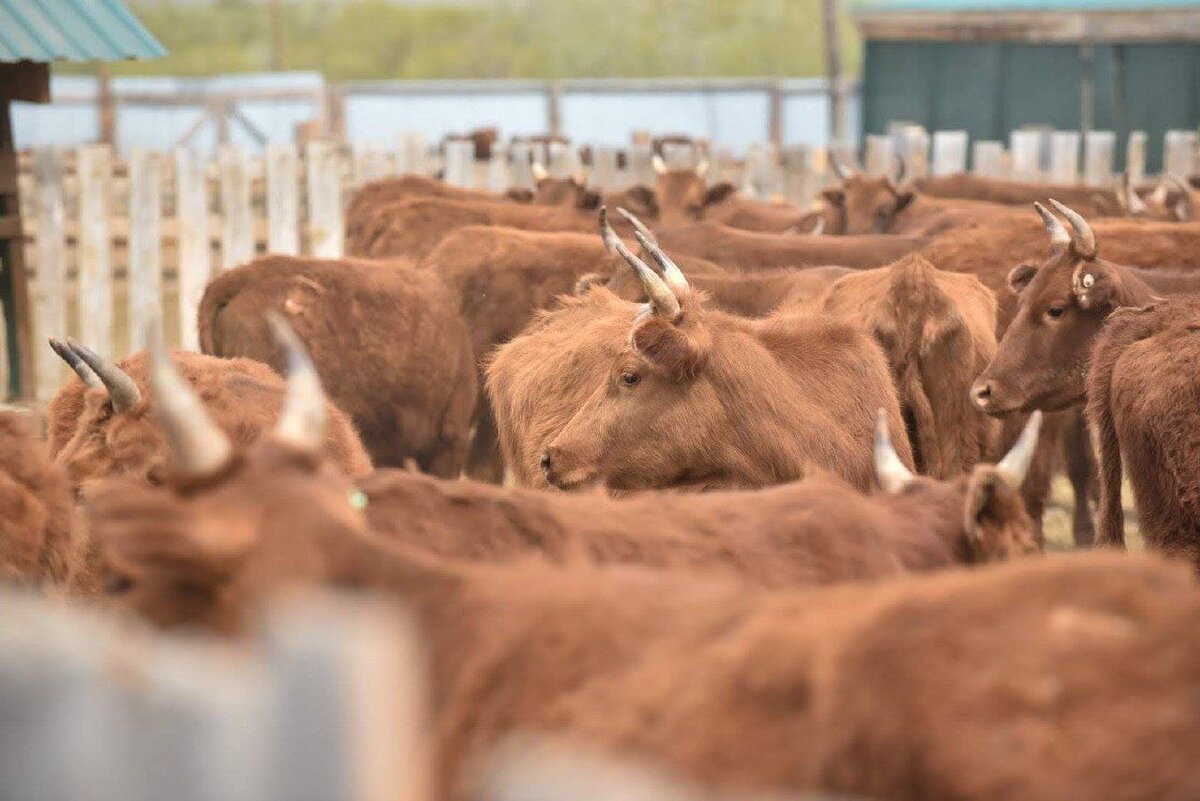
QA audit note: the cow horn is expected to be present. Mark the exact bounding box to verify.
[1033,202,1071,255]
[894,153,908,186]
[147,324,231,477]
[267,313,327,456]
[829,152,852,180]
[597,206,621,254]
[995,410,1042,487]
[48,338,101,388]
[66,339,142,412]
[612,239,681,321]
[1122,172,1148,215]
[1048,199,1096,259]
[616,207,658,245]
[1169,174,1194,221]
[531,162,548,182]
[808,216,825,236]
[652,155,668,176]
[874,409,915,493]
[694,159,710,178]
[632,229,689,294]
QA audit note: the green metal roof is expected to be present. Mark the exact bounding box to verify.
[0,0,166,63]
[858,0,1200,9]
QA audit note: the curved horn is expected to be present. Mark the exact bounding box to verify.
[808,216,826,236]
[66,339,142,412]
[694,159,710,178]
[829,152,852,180]
[531,162,548,182]
[632,229,689,294]
[874,409,915,493]
[597,206,621,254]
[1032,202,1071,255]
[1122,172,1148,215]
[995,410,1043,487]
[651,155,668,175]
[1048,199,1096,259]
[612,239,681,321]
[49,338,101,388]
[267,313,327,456]
[147,325,231,477]
[1168,174,1194,221]
[616,207,658,245]
[894,153,908,186]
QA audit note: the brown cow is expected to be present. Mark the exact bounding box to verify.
[84,348,1200,801]
[652,162,824,232]
[529,167,659,221]
[913,172,1122,217]
[652,221,922,270]
[45,341,372,488]
[1087,299,1200,567]
[198,254,476,475]
[0,408,76,586]
[489,235,912,492]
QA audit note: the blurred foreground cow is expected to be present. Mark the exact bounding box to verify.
[652,221,922,270]
[85,337,1200,801]
[488,233,911,491]
[200,255,476,474]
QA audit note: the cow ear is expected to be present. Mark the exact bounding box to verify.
[505,188,534,203]
[1072,263,1117,311]
[621,185,659,218]
[1007,263,1038,295]
[631,315,710,382]
[703,182,737,206]
[575,189,602,210]
[821,186,845,206]
[963,467,1037,561]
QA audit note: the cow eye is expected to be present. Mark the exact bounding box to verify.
[1046,306,1066,319]
[620,371,641,387]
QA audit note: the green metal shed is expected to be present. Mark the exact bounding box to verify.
[854,0,1200,171]
[0,0,164,399]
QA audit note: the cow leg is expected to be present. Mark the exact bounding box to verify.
[1062,409,1097,547]
[465,398,505,484]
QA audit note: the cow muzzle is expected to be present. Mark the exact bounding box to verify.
[539,446,597,491]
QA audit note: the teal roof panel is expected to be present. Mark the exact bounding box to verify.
[0,0,165,63]
[858,0,1200,10]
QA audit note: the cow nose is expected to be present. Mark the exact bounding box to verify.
[971,379,994,409]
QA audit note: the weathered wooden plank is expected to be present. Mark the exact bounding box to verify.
[352,142,392,187]
[590,146,620,191]
[33,148,66,400]
[1009,130,1043,180]
[265,143,300,256]
[1126,130,1147,185]
[485,145,510,194]
[442,140,475,188]
[931,130,968,176]
[1049,131,1080,184]
[1083,130,1115,186]
[305,141,344,258]
[972,141,1005,177]
[76,144,113,357]
[175,148,210,352]
[128,149,162,353]
[1164,129,1197,178]
[395,131,428,176]
[219,146,253,271]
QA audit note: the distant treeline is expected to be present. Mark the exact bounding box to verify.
[73,0,859,80]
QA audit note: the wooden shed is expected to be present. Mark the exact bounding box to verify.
[854,0,1200,171]
[0,1,164,399]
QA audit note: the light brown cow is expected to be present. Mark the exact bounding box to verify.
[913,172,1122,217]
[488,234,912,492]
[199,254,476,475]
[651,162,823,232]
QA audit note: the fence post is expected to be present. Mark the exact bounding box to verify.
[175,148,210,352]
[485,145,510,194]
[76,144,113,357]
[548,142,581,177]
[1163,130,1197,178]
[305,140,344,258]
[442,140,475,188]
[352,142,391,187]
[127,149,162,352]
[266,143,300,257]
[972,141,1005,177]
[1049,131,1081,183]
[626,143,655,187]
[1126,130,1147,185]
[893,125,930,178]
[219,145,253,271]
[33,148,66,400]
[1083,130,1116,186]
[931,130,968,177]
[863,134,895,177]
[395,132,428,176]
[508,141,536,189]
[1009,130,1043,180]
[591,147,620,191]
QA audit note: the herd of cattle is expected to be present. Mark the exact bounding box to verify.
[7,147,1200,798]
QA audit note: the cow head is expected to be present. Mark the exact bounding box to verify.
[531,167,658,219]
[85,318,369,634]
[653,158,737,225]
[819,156,914,234]
[972,201,1133,416]
[875,409,1043,560]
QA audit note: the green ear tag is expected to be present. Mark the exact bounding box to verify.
[348,490,369,511]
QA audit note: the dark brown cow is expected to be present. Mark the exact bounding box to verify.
[652,163,824,232]
[199,254,476,475]
[1087,299,1200,567]
[488,235,912,492]
[0,408,76,586]
[652,221,922,270]
[84,344,1200,801]
[46,343,372,488]
[913,172,1122,217]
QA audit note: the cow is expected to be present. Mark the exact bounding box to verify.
[650,221,923,270]
[528,165,659,220]
[913,172,1122,217]
[84,339,1200,801]
[795,254,1000,479]
[488,233,912,492]
[45,340,372,489]
[198,254,476,475]
[0,408,76,587]
[651,161,825,232]
[1086,299,1200,567]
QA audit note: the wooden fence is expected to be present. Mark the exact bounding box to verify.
[7,124,1192,402]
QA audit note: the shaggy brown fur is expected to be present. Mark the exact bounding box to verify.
[199,255,476,475]
[48,351,372,488]
[486,286,911,493]
[913,173,1122,216]
[652,221,923,270]
[85,435,1200,801]
[1088,299,1200,567]
[796,254,1000,478]
[0,409,77,586]
[652,167,822,232]
[822,174,1034,236]
[685,266,853,318]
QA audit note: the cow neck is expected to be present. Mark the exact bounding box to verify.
[327,526,465,614]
